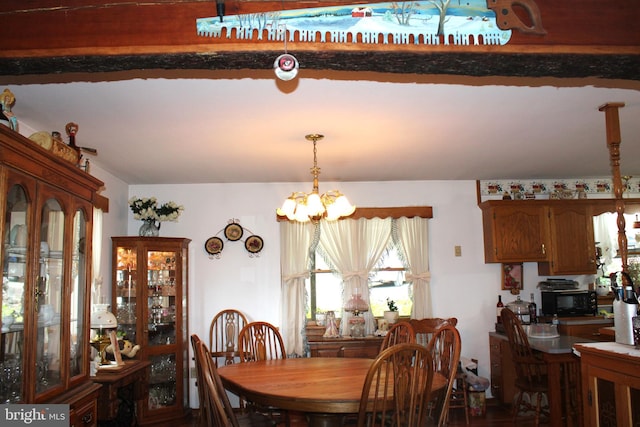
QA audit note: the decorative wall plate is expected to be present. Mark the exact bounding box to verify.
[245,235,264,254]
[224,223,243,241]
[205,237,224,255]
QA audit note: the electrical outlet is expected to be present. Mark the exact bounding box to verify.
[454,245,462,257]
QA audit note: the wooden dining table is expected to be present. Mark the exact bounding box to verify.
[217,357,447,427]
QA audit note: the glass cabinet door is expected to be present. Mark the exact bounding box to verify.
[115,246,138,344]
[36,197,65,395]
[147,249,177,410]
[70,209,89,379]
[147,250,177,346]
[1,183,30,403]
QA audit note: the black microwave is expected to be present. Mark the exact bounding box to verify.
[541,290,597,317]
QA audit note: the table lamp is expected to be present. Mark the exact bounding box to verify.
[90,305,118,365]
[344,292,369,338]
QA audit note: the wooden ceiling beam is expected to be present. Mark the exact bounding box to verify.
[0,1,638,79]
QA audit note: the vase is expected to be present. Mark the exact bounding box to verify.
[139,220,160,237]
[383,311,399,325]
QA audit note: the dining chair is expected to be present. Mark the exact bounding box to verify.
[501,308,549,426]
[209,309,248,366]
[238,321,287,362]
[379,320,416,352]
[191,333,274,427]
[237,321,289,426]
[409,318,458,347]
[356,343,434,427]
[410,317,469,425]
[425,324,462,427]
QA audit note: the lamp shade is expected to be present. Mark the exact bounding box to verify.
[344,293,369,314]
[90,309,118,329]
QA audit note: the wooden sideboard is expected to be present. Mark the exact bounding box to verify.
[308,336,383,359]
[575,342,640,427]
[92,360,151,426]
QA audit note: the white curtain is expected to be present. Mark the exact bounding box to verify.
[319,218,391,336]
[91,208,103,305]
[395,217,432,318]
[279,221,315,357]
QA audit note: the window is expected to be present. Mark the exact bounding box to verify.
[305,244,411,320]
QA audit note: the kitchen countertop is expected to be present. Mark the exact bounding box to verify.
[557,317,613,325]
[537,315,612,326]
[490,331,596,354]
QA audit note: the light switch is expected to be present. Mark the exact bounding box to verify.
[454,245,462,257]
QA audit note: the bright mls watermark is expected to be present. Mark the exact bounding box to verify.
[2,405,69,426]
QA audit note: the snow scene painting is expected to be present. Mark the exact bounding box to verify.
[196,1,513,46]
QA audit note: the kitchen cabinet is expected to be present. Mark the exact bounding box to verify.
[539,203,597,275]
[111,237,191,425]
[0,125,104,412]
[307,337,383,358]
[480,201,550,263]
[575,342,640,427]
[488,333,517,405]
[480,199,613,275]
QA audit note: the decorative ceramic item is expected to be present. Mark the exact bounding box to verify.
[205,236,224,257]
[139,219,160,237]
[207,219,265,259]
[0,88,18,131]
[383,311,399,324]
[224,223,243,241]
[323,311,339,338]
[245,235,264,254]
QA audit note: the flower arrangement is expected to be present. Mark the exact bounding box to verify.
[386,298,398,312]
[128,196,184,222]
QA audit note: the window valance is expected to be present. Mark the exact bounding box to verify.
[277,206,432,222]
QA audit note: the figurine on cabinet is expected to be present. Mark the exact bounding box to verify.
[106,339,141,359]
[0,89,18,131]
[323,311,339,338]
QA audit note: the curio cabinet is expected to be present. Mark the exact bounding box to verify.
[111,236,191,425]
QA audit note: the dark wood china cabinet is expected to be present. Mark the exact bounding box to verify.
[0,125,103,424]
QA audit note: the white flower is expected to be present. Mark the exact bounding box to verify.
[129,196,183,222]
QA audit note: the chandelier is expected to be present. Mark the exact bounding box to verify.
[277,134,355,223]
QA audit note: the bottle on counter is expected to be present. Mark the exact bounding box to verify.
[496,295,504,324]
[552,314,559,325]
[529,293,538,324]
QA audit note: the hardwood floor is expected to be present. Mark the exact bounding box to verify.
[175,401,548,426]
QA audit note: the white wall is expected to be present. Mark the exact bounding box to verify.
[91,170,595,407]
[89,162,129,303]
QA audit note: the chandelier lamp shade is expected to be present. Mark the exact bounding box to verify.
[277,134,355,223]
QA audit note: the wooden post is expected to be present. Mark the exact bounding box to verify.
[599,102,627,273]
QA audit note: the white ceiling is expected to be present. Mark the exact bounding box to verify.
[3,69,640,185]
